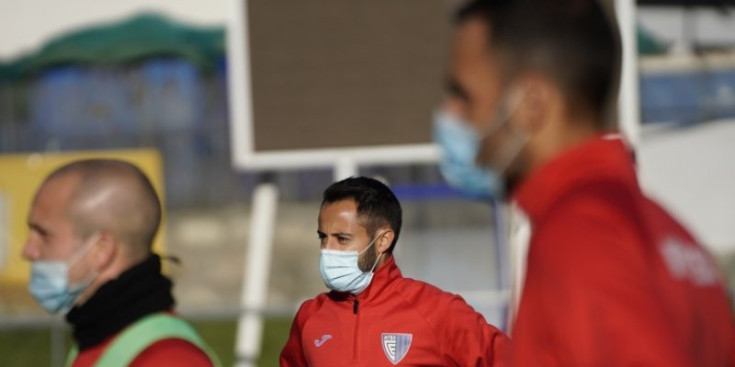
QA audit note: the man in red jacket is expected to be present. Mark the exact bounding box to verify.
[280,177,509,366]
[434,0,735,365]
[23,159,219,366]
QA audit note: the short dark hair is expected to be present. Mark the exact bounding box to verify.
[456,0,621,126]
[322,177,402,253]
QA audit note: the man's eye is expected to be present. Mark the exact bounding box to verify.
[338,237,349,243]
[32,229,48,240]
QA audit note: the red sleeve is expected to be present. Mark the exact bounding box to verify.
[280,301,314,367]
[130,338,214,366]
[511,188,689,367]
[439,296,510,367]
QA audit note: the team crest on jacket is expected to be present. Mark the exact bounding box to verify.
[381,333,412,365]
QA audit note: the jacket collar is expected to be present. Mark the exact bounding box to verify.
[328,254,402,305]
[512,135,639,224]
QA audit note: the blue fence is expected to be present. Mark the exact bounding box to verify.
[1,58,733,207]
[640,67,735,124]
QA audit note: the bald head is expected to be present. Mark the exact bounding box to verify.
[40,159,162,260]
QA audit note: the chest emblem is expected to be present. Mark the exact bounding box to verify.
[314,334,332,347]
[381,333,412,365]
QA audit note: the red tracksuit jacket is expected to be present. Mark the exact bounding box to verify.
[511,136,735,366]
[280,256,509,366]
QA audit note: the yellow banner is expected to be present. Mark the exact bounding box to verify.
[0,149,165,285]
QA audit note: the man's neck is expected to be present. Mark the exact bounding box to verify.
[75,253,142,306]
[525,111,600,174]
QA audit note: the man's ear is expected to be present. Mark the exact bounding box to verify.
[375,227,394,255]
[90,232,116,271]
[512,75,554,134]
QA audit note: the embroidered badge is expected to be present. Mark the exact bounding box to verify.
[381,333,412,365]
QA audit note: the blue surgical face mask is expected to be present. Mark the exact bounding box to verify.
[433,87,528,199]
[319,233,384,295]
[433,110,502,199]
[29,234,100,314]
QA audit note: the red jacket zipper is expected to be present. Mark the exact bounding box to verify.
[352,298,360,361]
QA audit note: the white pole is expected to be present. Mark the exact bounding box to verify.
[334,157,359,182]
[227,0,255,168]
[235,183,279,367]
[615,0,641,149]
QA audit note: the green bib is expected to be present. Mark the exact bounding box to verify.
[65,313,222,367]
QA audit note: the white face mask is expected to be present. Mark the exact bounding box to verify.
[28,234,100,314]
[319,232,384,295]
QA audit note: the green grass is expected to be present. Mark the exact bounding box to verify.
[0,327,59,367]
[193,317,292,366]
[0,317,293,367]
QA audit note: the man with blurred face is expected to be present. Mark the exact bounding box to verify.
[23,159,219,367]
[434,0,735,365]
[280,176,509,366]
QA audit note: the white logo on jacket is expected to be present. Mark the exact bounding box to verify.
[314,334,332,347]
[381,333,412,365]
[660,237,719,286]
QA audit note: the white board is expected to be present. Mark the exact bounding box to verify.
[226,0,455,171]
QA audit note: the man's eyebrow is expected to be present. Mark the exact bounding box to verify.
[28,221,48,236]
[331,232,352,237]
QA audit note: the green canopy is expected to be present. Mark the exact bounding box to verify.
[0,12,669,83]
[638,24,669,56]
[0,13,225,82]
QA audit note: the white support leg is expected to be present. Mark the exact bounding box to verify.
[235,183,279,367]
[334,157,358,182]
[616,0,641,149]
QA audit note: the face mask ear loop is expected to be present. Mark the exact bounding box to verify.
[66,232,102,268]
[358,230,386,256]
[66,232,104,293]
[477,86,528,139]
[476,86,530,175]
[369,252,383,273]
[360,231,386,273]
[494,131,531,175]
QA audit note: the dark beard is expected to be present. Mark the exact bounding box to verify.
[503,169,523,195]
[502,146,530,196]
[358,237,379,272]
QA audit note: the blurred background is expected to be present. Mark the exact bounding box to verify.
[0,0,734,366]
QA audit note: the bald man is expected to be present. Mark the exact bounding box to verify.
[23,159,220,367]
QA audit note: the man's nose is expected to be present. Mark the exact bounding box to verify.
[22,236,40,261]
